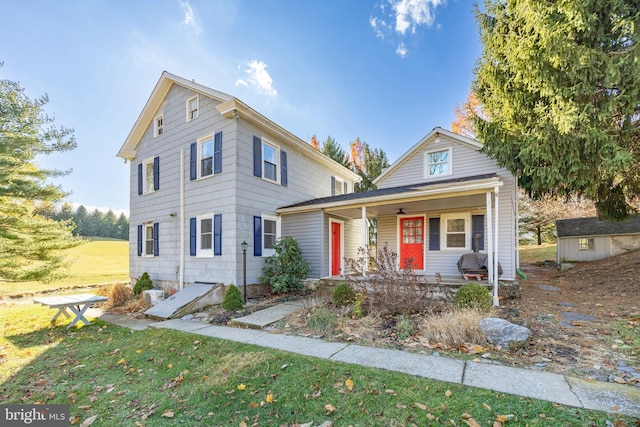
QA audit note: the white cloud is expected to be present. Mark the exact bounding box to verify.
[370,0,446,57]
[396,42,408,58]
[71,203,129,218]
[235,60,278,97]
[178,0,202,34]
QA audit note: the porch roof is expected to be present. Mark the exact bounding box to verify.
[277,173,502,216]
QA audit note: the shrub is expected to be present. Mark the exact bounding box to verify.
[345,245,431,316]
[222,285,244,311]
[352,292,366,319]
[455,282,493,312]
[332,283,355,306]
[395,315,415,340]
[108,283,133,307]
[133,272,153,295]
[306,308,337,336]
[260,236,311,294]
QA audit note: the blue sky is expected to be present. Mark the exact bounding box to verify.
[1,0,480,215]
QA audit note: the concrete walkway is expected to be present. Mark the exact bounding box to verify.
[99,313,640,418]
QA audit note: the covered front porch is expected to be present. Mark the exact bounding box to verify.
[279,174,516,306]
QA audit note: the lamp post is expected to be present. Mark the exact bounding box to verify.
[241,240,248,302]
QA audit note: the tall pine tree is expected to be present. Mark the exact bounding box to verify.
[473,0,640,219]
[0,73,80,281]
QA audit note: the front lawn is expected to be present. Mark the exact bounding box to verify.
[0,303,633,426]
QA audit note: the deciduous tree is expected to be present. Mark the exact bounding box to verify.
[473,0,640,219]
[0,73,80,281]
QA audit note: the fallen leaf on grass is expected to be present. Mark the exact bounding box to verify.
[237,384,246,390]
[462,416,481,427]
[445,390,452,397]
[79,415,97,427]
[248,402,259,408]
[136,349,142,353]
[117,358,126,365]
[161,410,174,418]
[426,413,436,420]
[483,403,491,411]
[324,403,336,414]
[265,393,274,403]
[415,402,428,411]
[385,389,397,395]
[345,378,354,390]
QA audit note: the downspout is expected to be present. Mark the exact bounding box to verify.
[493,186,500,306]
[179,149,185,290]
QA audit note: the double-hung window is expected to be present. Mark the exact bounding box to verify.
[253,214,281,257]
[154,115,164,137]
[190,214,222,257]
[137,222,159,257]
[425,148,451,177]
[139,157,159,195]
[200,136,213,178]
[186,95,199,121]
[441,213,470,250]
[263,142,278,182]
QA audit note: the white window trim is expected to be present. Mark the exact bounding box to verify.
[424,147,453,178]
[329,218,345,276]
[186,95,199,122]
[143,223,155,257]
[142,158,155,195]
[333,176,345,195]
[196,213,215,258]
[197,133,215,180]
[440,212,470,250]
[261,139,280,184]
[154,114,164,137]
[261,214,281,257]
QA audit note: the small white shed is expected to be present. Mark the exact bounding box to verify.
[556,216,640,262]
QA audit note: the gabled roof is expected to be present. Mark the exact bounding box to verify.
[278,173,501,214]
[556,216,640,238]
[117,71,232,160]
[116,72,361,181]
[373,127,483,186]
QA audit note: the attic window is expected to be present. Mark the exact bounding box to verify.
[425,148,451,177]
[154,115,164,137]
[187,95,199,121]
[578,237,594,251]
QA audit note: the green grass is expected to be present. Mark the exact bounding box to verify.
[0,304,633,426]
[519,243,557,265]
[0,237,129,297]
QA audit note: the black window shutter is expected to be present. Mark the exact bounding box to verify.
[153,157,160,191]
[331,176,336,196]
[472,214,485,251]
[253,136,262,177]
[190,142,197,180]
[189,217,196,256]
[153,222,159,256]
[214,131,222,174]
[137,163,143,195]
[429,218,440,251]
[280,150,288,186]
[343,181,348,194]
[213,214,222,255]
[137,225,142,256]
[253,216,262,256]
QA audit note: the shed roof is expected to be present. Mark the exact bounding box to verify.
[556,216,640,238]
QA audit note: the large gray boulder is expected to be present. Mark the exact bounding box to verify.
[479,318,531,348]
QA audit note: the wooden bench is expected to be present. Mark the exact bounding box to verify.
[33,294,108,329]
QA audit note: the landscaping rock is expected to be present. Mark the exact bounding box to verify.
[480,318,531,348]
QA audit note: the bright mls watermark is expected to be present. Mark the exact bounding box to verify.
[1,405,69,426]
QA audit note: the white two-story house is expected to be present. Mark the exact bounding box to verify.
[118,72,519,303]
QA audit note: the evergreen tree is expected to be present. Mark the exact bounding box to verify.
[0,73,80,281]
[114,213,129,240]
[73,205,88,236]
[321,136,348,166]
[103,210,117,238]
[473,0,640,219]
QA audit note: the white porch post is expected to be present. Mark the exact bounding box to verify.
[485,191,494,289]
[493,186,500,306]
[362,206,368,277]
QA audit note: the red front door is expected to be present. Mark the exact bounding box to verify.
[331,222,342,276]
[400,217,424,270]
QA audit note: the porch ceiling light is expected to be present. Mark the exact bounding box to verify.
[397,208,405,215]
